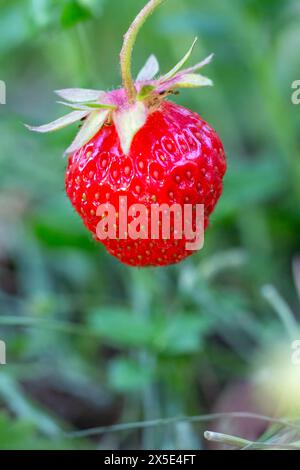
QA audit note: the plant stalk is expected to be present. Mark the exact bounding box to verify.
[120,0,165,103]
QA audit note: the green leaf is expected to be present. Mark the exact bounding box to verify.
[32,197,95,250]
[153,314,213,355]
[88,308,155,348]
[89,308,213,355]
[60,0,92,28]
[0,413,82,450]
[108,358,154,392]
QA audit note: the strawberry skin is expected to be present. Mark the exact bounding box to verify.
[65,101,226,267]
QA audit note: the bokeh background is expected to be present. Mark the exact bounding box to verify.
[0,0,300,450]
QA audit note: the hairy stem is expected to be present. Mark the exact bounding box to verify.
[120,0,165,103]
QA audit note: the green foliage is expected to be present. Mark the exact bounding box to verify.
[0,412,84,449]
[61,1,93,28]
[90,308,212,354]
[108,358,154,392]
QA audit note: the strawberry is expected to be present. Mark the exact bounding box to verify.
[27,0,226,267]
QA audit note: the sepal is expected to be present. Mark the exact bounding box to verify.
[65,109,110,154]
[57,101,116,111]
[160,37,198,82]
[113,101,147,155]
[25,110,88,133]
[55,88,106,103]
[157,73,213,92]
[136,54,159,81]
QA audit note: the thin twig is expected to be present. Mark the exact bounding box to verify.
[64,411,300,439]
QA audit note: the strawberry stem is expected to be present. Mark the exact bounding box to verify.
[120,0,165,103]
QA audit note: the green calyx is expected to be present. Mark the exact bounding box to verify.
[26,0,214,156]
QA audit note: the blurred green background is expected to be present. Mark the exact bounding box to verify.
[0,0,300,450]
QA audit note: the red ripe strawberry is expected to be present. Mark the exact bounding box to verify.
[65,101,225,266]
[27,0,226,267]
